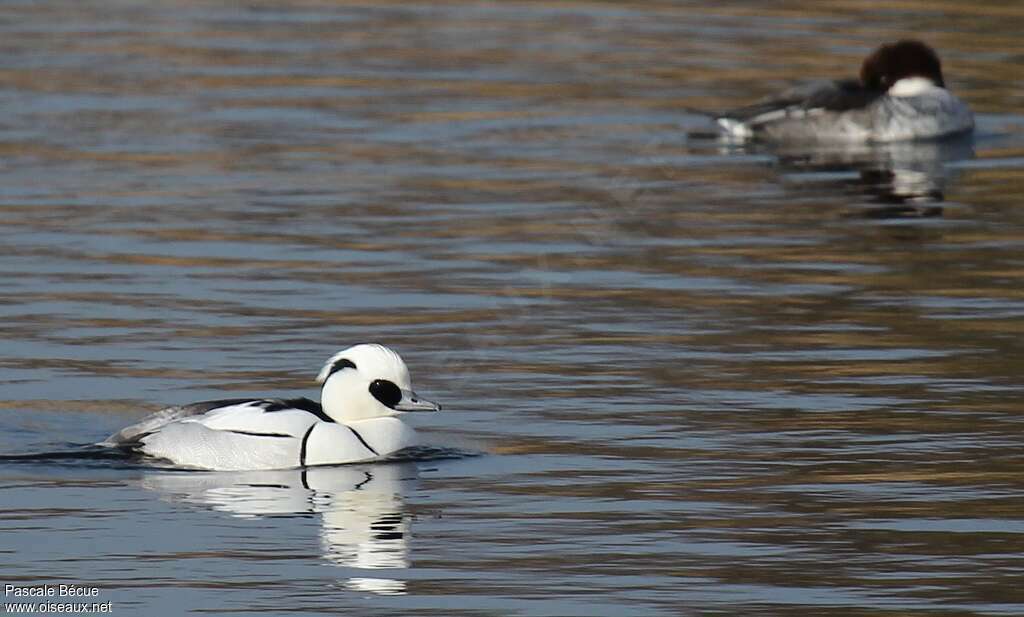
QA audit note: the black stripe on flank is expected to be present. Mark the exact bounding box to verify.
[299,425,316,467]
[347,427,379,456]
[226,430,293,438]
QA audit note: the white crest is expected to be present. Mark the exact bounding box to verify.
[316,344,411,389]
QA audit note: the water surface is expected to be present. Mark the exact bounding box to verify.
[2,1,1024,615]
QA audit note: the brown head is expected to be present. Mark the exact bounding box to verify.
[859,40,945,90]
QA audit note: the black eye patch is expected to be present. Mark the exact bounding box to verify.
[326,358,357,379]
[369,379,402,408]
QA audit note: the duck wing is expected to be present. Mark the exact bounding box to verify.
[719,79,882,123]
[102,397,325,447]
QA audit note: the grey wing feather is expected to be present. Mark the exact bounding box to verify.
[720,79,879,122]
[101,398,257,446]
[801,79,881,112]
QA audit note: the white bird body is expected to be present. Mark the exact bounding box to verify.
[103,344,439,471]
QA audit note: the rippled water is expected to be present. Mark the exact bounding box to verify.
[3,1,1024,615]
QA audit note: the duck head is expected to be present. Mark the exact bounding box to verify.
[860,39,946,91]
[316,344,440,422]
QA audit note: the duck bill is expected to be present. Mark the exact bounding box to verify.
[394,390,441,412]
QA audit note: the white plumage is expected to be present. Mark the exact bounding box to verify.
[103,344,439,471]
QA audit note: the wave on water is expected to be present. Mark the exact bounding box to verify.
[0,443,482,470]
[0,443,145,469]
[384,445,483,463]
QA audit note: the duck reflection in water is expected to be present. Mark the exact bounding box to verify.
[778,134,974,218]
[141,462,417,595]
[720,134,975,219]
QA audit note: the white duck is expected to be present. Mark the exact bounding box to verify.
[103,344,440,471]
